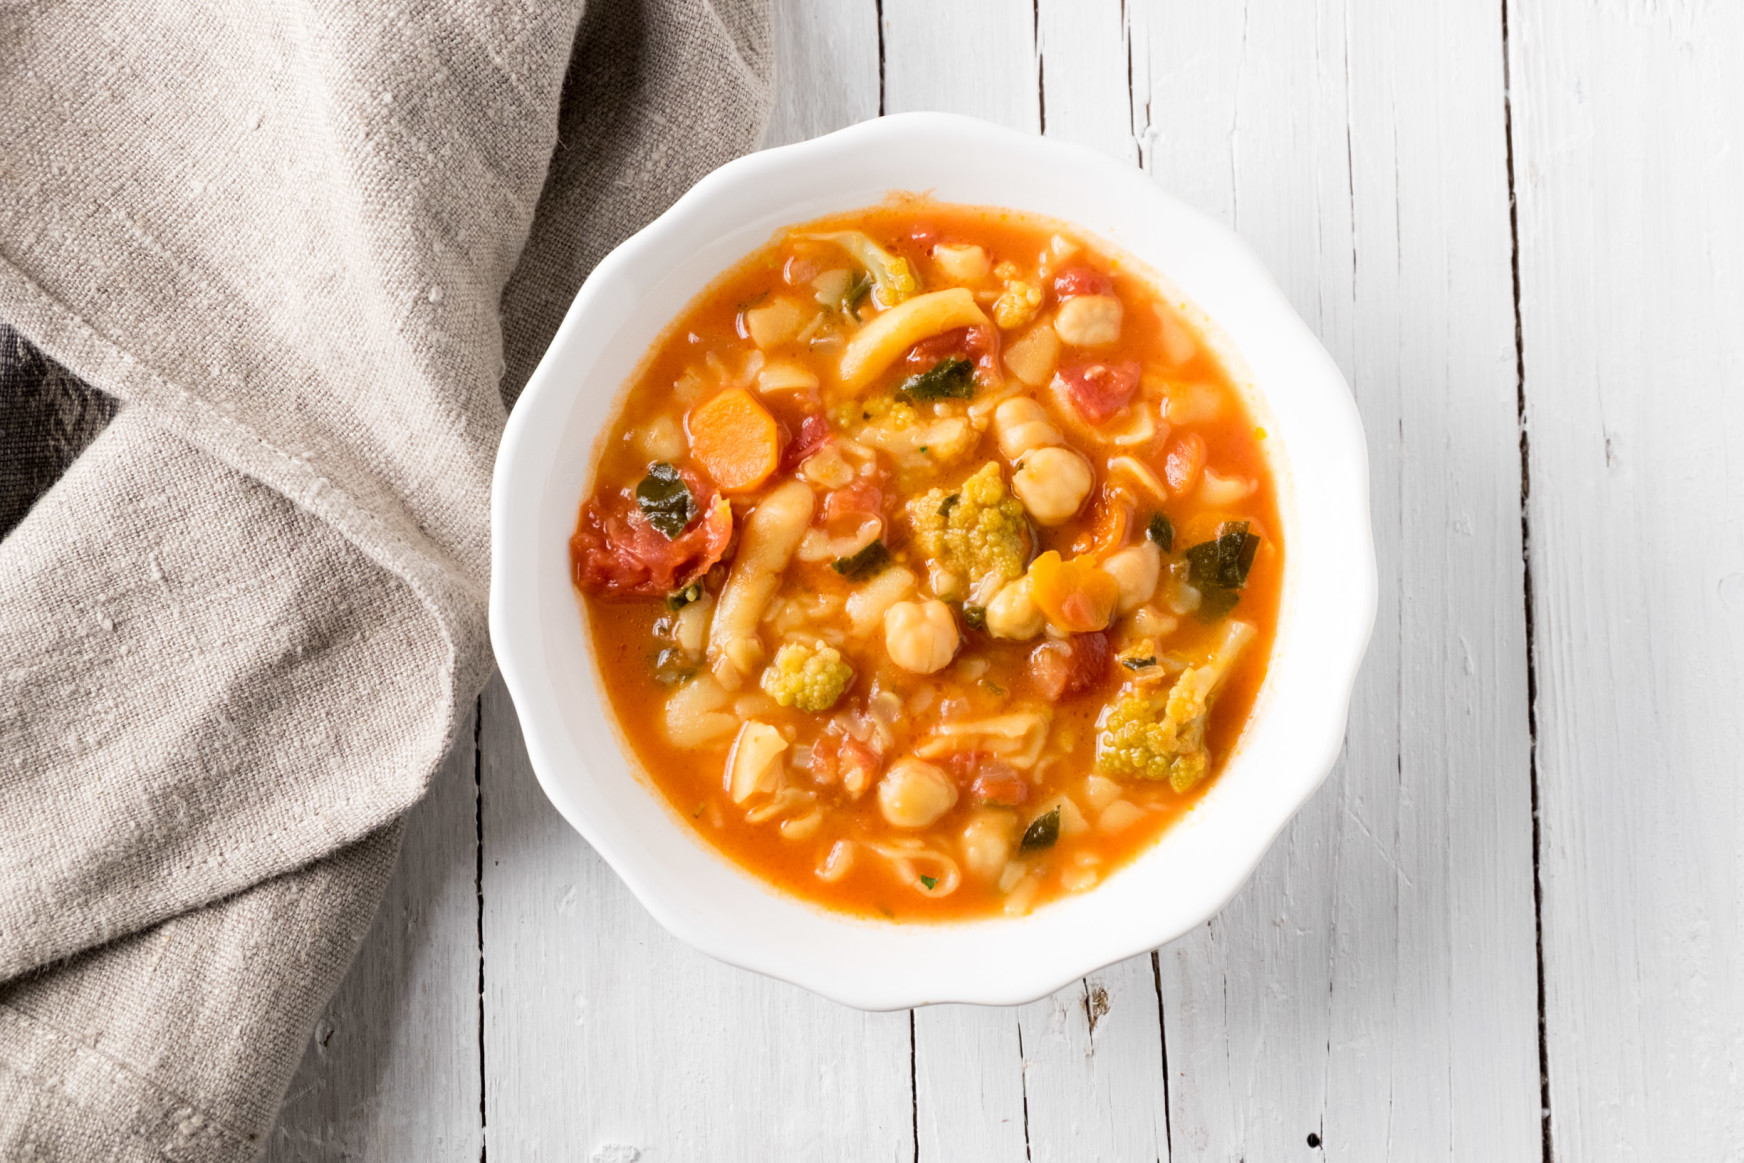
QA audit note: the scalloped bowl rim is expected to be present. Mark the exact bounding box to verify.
[490,112,1376,1010]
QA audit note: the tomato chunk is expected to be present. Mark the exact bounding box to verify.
[571,479,733,599]
[779,412,832,474]
[1053,266,1115,300]
[971,762,1030,807]
[1027,631,1111,701]
[1057,360,1141,425]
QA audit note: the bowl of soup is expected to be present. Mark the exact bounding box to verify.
[490,112,1375,1009]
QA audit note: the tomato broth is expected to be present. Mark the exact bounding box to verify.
[574,199,1282,921]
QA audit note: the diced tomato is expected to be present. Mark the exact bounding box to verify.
[821,479,885,526]
[971,763,1030,807]
[1027,632,1111,701]
[1056,360,1141,425]
[1071,488,1132,557]
[571,486,734,599]
[778,412,831,474]
[1054,267,1115,300]
[905,324,1003,389]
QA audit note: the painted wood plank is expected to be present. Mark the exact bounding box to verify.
[1130,1,1543,1158]
[888,6,1172,1160]
[1508,2,1744,1157]
[765,0,880,148]
[265,706,484,1163]
[478,678,913,1163]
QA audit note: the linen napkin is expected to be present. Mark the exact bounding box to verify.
[0,1,772,1157]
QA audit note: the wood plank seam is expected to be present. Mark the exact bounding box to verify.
[474,696,489,1163]
[1498,2,1555,1159]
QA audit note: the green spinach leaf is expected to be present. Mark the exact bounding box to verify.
[898,356,975,401]
[635,462,695,540]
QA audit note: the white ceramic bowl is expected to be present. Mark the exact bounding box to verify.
[491,112,1375,1010]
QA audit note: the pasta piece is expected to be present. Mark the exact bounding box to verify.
[708,480,816,688]
[845,566,916,637]
[662,675,736,748]
[725,721,788,804]
[837,288,991,392]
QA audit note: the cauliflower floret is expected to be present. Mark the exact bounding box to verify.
[759,642,855,712]
[907,462,1029,599]
[847,395,977,473]
[992,278,1043,331]
[1094,620,1257,791]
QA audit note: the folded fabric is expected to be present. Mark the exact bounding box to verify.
[0,1,773,1157]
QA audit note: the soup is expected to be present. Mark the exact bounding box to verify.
[571,199,1282,920]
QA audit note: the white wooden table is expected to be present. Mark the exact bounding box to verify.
[264,2,1744,1158]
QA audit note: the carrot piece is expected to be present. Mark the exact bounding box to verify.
[1027,550,1121,633]
[687,387,781,492]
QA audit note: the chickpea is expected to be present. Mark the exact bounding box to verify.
[878,758,959,829]
[960,811,1017,882]
[984,576,1044,640]
[993,396,1064,461]
[1102,542,1162,613]
[883,599,960,674]
[1012,446,1093,526]
[1052,293,1124,347]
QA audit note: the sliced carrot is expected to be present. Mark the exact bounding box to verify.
[687,387,781,492]
[1027,550,1121,634]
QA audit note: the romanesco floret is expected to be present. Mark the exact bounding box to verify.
[1093,668,1215,791]
[1094,620,1257,792]
[992,279,1043,330]
[908,462,1029,597]
[760,642,855,712]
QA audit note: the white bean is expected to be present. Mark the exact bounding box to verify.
[993,396,1064,460]
[961,811,1017,882]
[984,577,1044,640]
[1012,446,1093,525]
[877,758,959,828]
[1102,542,1162,613]
[883,599,960,674]
[1053,293,1124,347]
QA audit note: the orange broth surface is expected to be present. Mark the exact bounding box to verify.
[574,199,1283,921]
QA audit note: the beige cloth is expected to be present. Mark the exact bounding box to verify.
[0,0,772,1157]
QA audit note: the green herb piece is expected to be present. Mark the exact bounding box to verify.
[919,874,938,891]
[1020,807,1061,852]
[635,462,695,539]
[981,679,1008,696]
[1184,520,1258,620]
[897,356,975,401]
[1146,512,1174,552]
[843,271,874,313]
[666,581,703,610]
[692,802,705,818]
[937,493,961,518]
[830,539,893,580]
[1120,655,1157,670]
[652,648,695,686]
[961,603,988,631]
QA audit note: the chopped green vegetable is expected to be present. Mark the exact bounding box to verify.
[1184,520,1258,620]
[919,874,938,890]
[961,603,988,631]
[666,581,703,610]
[800,230,921,306]
[1146,512,1174,552]
[1020,807,1061,851]
[831,539,893,580]
[898,356,975,402]
[1096,620,1256,791]
[1120,655,1157,671]
[760,641,855,712]
[843,271,874,313]
[938,493,960,518]
[635,462,695,539]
